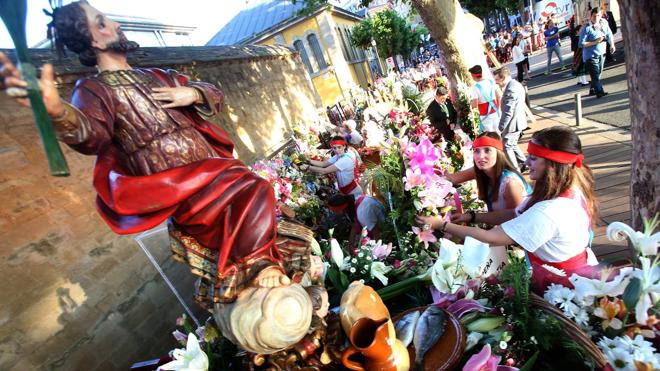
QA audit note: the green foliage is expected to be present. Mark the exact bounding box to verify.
[460,0,522,19]
[402,84,424,115]
[350,10,426,60]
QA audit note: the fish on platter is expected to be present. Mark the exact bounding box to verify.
[412,305,446,370]
[394,310,420,347]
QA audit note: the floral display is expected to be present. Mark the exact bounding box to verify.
[542,217,659,370]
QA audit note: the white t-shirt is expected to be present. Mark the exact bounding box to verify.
[501,190,598,265]
[328,152,358,187]
[471,79,500,133]
[356,196,385,231]
[512,45,525,64]
[348,130,363,146]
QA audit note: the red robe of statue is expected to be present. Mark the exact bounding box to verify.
[60,68,280,303]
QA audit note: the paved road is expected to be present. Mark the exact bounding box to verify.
[504,36,630,128]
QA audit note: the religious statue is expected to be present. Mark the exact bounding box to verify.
[0,0,315,355]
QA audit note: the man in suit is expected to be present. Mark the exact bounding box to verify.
[425,86,457,143]
[494,67,528,172]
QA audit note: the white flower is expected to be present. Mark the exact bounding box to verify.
[560,301,580,319]
[310,238,322,256]
[607,221,659,256]
[574,308,591,329]
[370,261,392,286]
[461,237,491,277]
[465,332,483,351]
[159,333,209,371]
[350,267,356,273]
[436,238,460,268]
[569,269,632,302]
[330,239,344,268]
[628,256,660,325]
[541,264,566,277]
[602,347,635,371]
[499,341,508,350]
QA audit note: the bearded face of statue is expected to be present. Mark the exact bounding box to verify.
[79,2,139,54]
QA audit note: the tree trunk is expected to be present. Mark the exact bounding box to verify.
[618,0,660,229]
[411,0,489,96]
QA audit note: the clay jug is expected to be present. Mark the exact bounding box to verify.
[342,317,410,371]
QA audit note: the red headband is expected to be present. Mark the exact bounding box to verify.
[330,139,347,147]
[471,73,482,78]
[527,141,584,167]
[473,136,503,151]
[328,203,348,213]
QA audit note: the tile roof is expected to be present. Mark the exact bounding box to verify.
[206,0,307,46]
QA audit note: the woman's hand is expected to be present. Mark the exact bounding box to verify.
[415,214,444,230]
[451,212,470,224]
[152,86,201,108]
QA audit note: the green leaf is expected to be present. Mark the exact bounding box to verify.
[623,277,643,312]
[340,271,350,290]
[327,267,343,293]
[519,350,539,371]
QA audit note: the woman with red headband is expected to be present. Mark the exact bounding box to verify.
[447,132,531,224]
[305,136,363,197]
[417,126,599,293]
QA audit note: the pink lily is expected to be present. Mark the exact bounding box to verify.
[463,344,519,371]
[404,168,432,190]
[371,241,393,260]
[412,226,437,249]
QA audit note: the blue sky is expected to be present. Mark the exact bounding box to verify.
[0,0,249,48]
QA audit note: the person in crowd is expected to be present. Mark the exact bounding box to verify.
[342,120,364,147]
[511,35,527,83]
[579,7,615,98]
[469,65,501,133]
[493,67,528,172]
[417,126,599,293]
[304,136,363,197]
[426,86,457,144]
[572,24,590,87]
[603,9,618,63]
[327,193,385,247]
[446,132,530,218]
[543,19,565,75]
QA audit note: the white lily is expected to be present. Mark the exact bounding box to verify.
[437,238,460,269]
[461,237,490,277]
[628,256,660,325]
[159,333,209,371]
[429,258,466,293]
[370,261,392,286]
[330,238,344,269]
[607,220,659,257]
[569,268,633,302]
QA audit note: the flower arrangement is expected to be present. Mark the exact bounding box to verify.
[542,217,659,370]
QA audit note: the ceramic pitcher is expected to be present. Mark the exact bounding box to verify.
[341,317,410,371]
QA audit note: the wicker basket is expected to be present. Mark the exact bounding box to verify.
[529,292,607,369]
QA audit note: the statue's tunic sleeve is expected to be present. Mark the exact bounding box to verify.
[66,78,117,155]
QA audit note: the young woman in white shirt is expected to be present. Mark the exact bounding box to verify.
[417,126,599,293]
[305,136,363,197]
[512,35,526,83]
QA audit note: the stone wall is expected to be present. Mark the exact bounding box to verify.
[0,45,323,370]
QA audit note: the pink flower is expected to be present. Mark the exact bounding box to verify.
[463,344,519,371]
[412,226,437,249]
[404,168,430,190]
[371,241,393,260]
[393,260,401,269]
[408,139,441,176]
[175,316,185,327]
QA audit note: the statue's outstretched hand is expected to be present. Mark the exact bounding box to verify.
[152,86,202,108]
[0,52,65,118]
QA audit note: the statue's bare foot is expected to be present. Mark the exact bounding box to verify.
[254,266,290,288]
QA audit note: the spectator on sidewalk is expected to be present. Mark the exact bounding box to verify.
[426,86,457,144]
[544,19,565,75]
[579,7,615,98]
[512,35,527,83]
[469,65,501,133]
[493,67,528,171]
[572,24,590,87]
[603,9,618,63]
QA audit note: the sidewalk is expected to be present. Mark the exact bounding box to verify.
[521,105,632,263]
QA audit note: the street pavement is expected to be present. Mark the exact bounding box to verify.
[504,36,630,128]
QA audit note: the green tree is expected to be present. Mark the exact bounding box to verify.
[350,10,427,69]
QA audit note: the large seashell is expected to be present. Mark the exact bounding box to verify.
[214,283,313,354]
